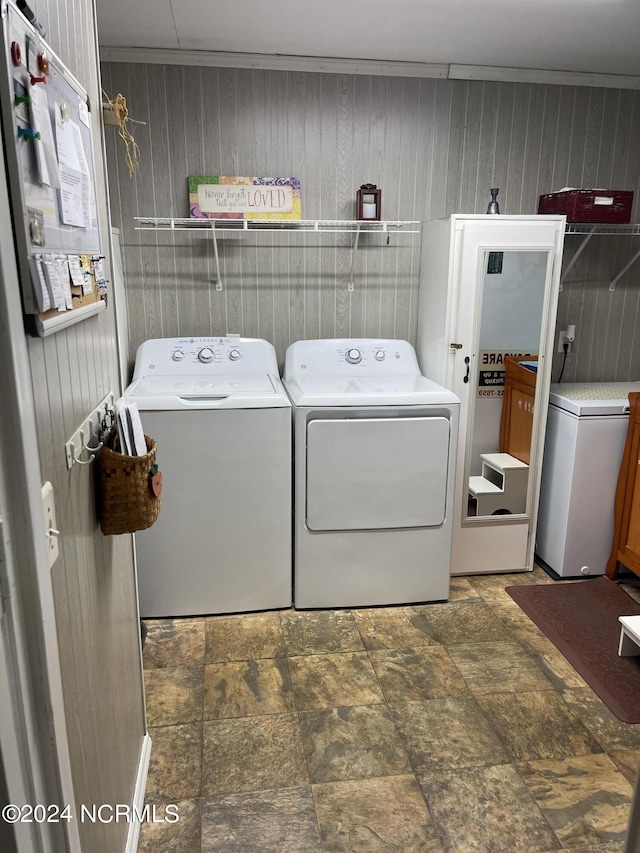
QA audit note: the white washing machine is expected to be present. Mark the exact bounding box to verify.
[283,339,460,608]
[536,382,639,578]
[125,336,291,617]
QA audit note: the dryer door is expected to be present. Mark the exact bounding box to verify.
[306,416,450,531]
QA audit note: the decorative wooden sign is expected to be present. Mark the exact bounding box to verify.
[188,176,301,219]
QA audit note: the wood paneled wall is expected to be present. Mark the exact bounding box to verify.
[103,63,640,382]
[25,3,145,851]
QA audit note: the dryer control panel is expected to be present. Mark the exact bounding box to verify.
[285,338,421,377]
[132,336,279,379]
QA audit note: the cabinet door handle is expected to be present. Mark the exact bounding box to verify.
[450,342,463,349]
[463,356,470,383]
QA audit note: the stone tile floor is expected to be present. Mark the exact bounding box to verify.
[138,568,640,852]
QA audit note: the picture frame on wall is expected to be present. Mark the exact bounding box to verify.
[188,176,301,220]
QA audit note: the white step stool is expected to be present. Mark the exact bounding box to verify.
[468,452,529,516]
[618,615,640,656]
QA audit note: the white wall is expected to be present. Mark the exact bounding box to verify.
[102,63,640,384]
[3,1,148,850]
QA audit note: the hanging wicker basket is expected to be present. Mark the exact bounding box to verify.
[98,429,162,535]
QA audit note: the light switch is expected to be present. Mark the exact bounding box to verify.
[41,482,59,568]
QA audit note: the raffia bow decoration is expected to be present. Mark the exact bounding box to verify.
[101,91,145,177]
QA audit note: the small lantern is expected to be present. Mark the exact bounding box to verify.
[357,184,381,221]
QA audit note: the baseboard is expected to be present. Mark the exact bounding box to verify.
[125,733,152,853]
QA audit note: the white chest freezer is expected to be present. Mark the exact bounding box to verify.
[536,382,640,578]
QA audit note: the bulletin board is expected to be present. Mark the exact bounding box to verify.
[0,1,105,336]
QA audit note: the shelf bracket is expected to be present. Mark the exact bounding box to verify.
[560,225,596,291]
[609,245,640,292]
[348,223,361,292]
[210,221,223,291]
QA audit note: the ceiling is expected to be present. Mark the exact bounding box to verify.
[96,0,640,81]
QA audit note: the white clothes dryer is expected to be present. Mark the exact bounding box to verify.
[125,336,291,617]
[283,338,459,608]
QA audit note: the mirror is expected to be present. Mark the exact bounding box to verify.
[465,249,549,521]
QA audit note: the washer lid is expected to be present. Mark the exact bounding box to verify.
[125,374,291,410]
[284,374,460,407]
[549,382,640,416]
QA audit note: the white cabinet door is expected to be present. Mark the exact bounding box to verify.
[417,216,566,574]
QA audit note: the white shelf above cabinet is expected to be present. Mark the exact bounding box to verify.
[134,217,420,291]
[562,222,640,291]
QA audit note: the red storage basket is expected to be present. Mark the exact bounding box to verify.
[538,189,633,224]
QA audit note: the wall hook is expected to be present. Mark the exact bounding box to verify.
[80,424,103,453]
[65,391,115,469]
[70,436,98,465]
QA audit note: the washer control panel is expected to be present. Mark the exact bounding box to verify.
[198,347,215,363]
[132,336,279,379]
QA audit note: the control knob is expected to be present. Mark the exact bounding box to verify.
[172,350,184,361]
[229,349,241,361]
[374,350,385,361]
[198,347,214,363]
[345,348,362,365]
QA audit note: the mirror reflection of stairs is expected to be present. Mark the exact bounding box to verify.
[468,452,528,516]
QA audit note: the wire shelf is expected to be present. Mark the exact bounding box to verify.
[134,217,421,234]
[565,223,640,236]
